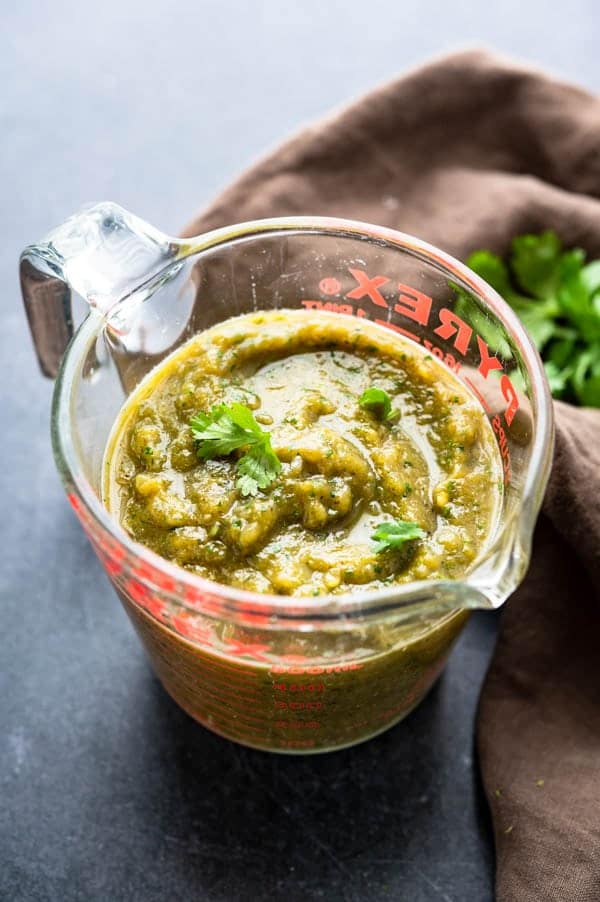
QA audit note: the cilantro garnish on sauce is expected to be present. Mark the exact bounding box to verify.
[359,387,396,421]
[465,231,600,407]
[190,403,281,497]
[371,520,425,553]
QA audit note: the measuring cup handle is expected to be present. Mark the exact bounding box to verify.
[19,202,184,378]
[20,251,73,378]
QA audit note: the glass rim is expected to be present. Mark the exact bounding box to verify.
[51,215,555,622]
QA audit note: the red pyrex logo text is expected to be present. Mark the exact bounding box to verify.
[303,267,519,483]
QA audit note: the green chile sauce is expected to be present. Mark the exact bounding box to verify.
[103,310,501,751]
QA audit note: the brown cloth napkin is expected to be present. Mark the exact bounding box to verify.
[181,50,600,900]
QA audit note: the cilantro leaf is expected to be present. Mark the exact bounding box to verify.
[190,403,264,458]
[236,470,261,497]
[510,231,563,299]
[580,374,600,407]
[371,520,425,554]
[236,444,282,497]
[556,254,600,342]
[452,279,514,360]
[359,387,394,420]
[581,260,600,296]
[466,250,514,300]
[571,343,600,405]
[190,403,281,495]
[543,361,571,397]
[509,301,558,350]
[546,334,577,368]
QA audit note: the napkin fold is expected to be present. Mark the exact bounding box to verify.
[182,50,600,900]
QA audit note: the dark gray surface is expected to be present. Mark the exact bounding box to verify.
[2,3,598,900]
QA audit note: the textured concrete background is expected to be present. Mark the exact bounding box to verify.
[2,3,598,900]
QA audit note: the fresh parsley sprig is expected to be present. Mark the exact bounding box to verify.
[190,402,281,497]
[359,387,397,421]
[465,231,600,407]
[371,520,425,553]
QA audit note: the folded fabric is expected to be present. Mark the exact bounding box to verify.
[182,50,600,900]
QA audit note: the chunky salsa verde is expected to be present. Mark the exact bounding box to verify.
[102,309,502,753]
[104,310,500,594]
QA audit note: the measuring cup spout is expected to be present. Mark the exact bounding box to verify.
[20,202,183,377]
[379,580,497,626]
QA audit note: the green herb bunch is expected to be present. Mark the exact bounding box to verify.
[466,231,600,406]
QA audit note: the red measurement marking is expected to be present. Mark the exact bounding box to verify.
[492,415,512,485]
[274,701,323,711]
[179,585,222,612]
[463,376,492,412]
[374,318,421,343]
[425,342,443,359]
[271,662,363,675]
[300,299,354,315]
[67,492,82,513]
[103,555,125,578]
[70,497,100,543]
[130,559,177,594]
[98,534,127,562]
[500,374,519,426]
[224,639,271,661]
[191,594,232,619]
[170,615,213,645]
[273,683,326,693]
[422,340,461,373]
[123,578,167,621]
[322,302,354,314]
[319,277,342,295]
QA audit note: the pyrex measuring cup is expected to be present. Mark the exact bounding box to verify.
[20,204,553,753]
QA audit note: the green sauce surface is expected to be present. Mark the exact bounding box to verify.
[104,310,501,595]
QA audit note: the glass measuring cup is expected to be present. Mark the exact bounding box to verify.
[20,203,553,753]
